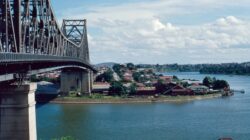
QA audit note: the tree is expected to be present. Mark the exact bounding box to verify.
[113,64,122,73]
[213,80,229,90]
[96,69,114,82]
[173,75,178,80]
[109,81,127,96]
[203,76,213,87]
[181,82,189,88]
[127,63,135,70]
[132,72,141,82]
[128,83,137,95]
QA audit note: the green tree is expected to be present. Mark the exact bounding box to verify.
[173,75,178,80]
[96,69,114,82]
[203,76,213,87]
[132,72,141,82]
[128,83,137,95]
[127,63,135,70]
[113,64,122,73]
[213,80,229,90]
[109,81,128,96]
[181,82,189,88]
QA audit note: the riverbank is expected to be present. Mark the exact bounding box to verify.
[41,93,222,104]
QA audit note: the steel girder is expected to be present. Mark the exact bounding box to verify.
[0,0,90,64]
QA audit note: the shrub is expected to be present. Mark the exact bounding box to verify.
[109,81,128,96]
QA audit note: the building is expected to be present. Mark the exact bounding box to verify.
[136,87,156,95]
[123,72,133,82]
[181,79,201,85]
[92,82,111,93]
[188,85,209,95]
[159,76,173,83]
[171,85,194,96]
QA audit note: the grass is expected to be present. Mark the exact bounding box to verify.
[63,93,122,100]
[57,93,222,104]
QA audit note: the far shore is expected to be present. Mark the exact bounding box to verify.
[38,93,223,104]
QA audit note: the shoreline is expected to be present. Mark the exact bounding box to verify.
[38,94,223,104]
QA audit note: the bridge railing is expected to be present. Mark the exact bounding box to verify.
[0,53,87,64]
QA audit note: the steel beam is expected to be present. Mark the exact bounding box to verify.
[14,0,21,52]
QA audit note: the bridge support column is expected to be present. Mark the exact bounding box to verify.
[60,69,92,95]
[0,83,37,140]
[81,70,93,95]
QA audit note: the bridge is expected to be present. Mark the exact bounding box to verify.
[0,0,96,139]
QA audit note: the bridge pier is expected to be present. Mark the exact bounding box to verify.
[60,69,93,95]
[0,83,37,140]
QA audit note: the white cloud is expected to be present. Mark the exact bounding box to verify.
[54,0,250,64]
[87,16,250,64]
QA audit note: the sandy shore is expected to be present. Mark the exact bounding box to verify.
[44,94,222,104]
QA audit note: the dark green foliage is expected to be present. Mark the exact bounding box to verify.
[109,81,128,96]
[112,64,124,79]
[202,76,229,89]
[181,82,189,88]
[203,76,213,87]
[153,63,202,72]
[127,63,135,70]
[158,74,164,76]
[213,80,229,90]
[173,75,178,80]
[137,62,250,75]
[96,69,114,82]
[128,83,137,95]
[113,64,122,73]
[200,63,250,75]
[132,72,141,82]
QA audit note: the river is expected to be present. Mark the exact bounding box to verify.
[36,72,250,140]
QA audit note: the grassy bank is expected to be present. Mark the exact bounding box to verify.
[47,93,222,104]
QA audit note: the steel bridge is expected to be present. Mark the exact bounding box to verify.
[0,0,95,82]
[0,1,97,139]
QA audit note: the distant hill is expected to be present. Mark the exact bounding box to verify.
[95,62,118,69]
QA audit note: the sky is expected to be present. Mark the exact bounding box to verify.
[52,0,250,64]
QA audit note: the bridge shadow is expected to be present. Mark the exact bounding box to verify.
[35,81,59,108]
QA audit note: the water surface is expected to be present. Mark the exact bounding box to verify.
[37,72,250,140]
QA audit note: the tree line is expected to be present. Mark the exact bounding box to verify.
[137,62,250,75]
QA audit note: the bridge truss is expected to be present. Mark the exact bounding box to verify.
[0,0,94,80]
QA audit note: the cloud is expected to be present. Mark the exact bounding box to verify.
[54,0,250,64]
[88,16,250,64]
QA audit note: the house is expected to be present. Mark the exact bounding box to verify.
[188,85,209,95]
[136,83,145,87]
[123,72,133,82]
[159,76,173,83]
[136,87,156,95]
[182,79,201,85]
[92,82,110,93]
[171,85,194,96]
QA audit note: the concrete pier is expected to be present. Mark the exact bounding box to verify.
[0,83,37,140]
[60,69,93,95]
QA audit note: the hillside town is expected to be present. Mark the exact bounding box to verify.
[93,63,232,97]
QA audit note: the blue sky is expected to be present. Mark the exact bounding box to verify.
[52,0,250,64]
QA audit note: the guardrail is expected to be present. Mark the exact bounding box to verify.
[0,53,96,73]
[0,53,87,63]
